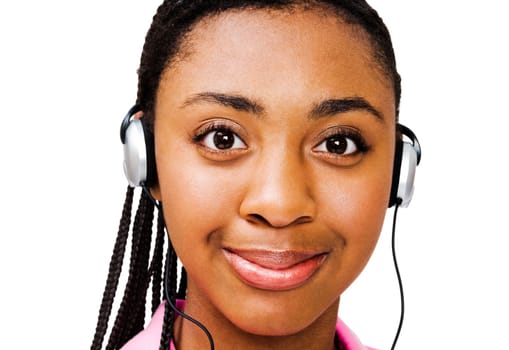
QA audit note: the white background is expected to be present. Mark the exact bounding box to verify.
[0,1,507,349]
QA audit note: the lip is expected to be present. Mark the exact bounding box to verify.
[223,248,328,291]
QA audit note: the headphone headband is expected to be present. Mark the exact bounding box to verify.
[120,105,142,144]
[398,124,421,164]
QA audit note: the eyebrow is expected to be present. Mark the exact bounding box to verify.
[181,92,265,115]
[310,97,384,122]
[181,92,383,122]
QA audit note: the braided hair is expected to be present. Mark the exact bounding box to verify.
[91,1,400,349]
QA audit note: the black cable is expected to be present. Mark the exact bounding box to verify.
[164,248,215,350]
[145,183,400,350]
[391,201,404,350]
[141,186,161,211]
[141,185,215,350]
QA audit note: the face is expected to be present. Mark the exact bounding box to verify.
[152,8,396,337]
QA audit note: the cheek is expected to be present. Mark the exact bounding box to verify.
[316,157,393,288]
[341,172,391,235]
[155,147,245,255]
[319,158,392,229]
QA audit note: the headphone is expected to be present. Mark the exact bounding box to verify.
[389,124,422,208]
[120,105,157,188]
[120,105,421,208]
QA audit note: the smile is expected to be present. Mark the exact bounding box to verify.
[223,248,328,291]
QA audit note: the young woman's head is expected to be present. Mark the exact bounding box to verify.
[92,1,401,349]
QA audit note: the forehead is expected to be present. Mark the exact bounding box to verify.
[160,7,395,117]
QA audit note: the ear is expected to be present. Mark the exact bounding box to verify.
[150,185,162,202]
[133,110,144,120]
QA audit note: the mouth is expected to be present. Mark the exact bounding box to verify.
[222,248,328,291]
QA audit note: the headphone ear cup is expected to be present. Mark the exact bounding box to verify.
[121,110,157,187]
[389,139,419,208]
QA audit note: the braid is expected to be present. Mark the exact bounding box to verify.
[92,188,169,350]
[106,190,155,349]
[150,208,166,314]
[159,302,174,350]
[159,242,179,350]
[130,191,155,333]
[177,267,187,299]
[91,186,134,350]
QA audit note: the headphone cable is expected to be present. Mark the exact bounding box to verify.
[391,202,404,350]
[163,247,215,350]
[141,185,215,350]
[144,185,400,350]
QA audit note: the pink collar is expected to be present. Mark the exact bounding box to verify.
[121,301,376,350]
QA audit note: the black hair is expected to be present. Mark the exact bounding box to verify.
[91,1,400,349]
[91,188,164,350]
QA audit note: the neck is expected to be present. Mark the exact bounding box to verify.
[173,284,340,350]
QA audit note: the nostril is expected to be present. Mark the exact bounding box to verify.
[246,213,270,225]
[294,216,313,225]
[246,213,313,227]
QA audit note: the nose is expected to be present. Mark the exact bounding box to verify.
[239,150,316,228]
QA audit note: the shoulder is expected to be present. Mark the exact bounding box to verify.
[336,318,378,350]
[120,303,167,350]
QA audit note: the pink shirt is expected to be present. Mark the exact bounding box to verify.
[121,301,376,350]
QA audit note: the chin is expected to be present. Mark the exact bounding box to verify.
[222,288,336,338]
[234,316,310,337]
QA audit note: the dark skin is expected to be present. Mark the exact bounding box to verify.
[149,7,396,350]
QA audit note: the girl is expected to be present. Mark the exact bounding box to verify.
[91,1,420,349]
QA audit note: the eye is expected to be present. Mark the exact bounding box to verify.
[314,134,360,156]
[199,127,246,151]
